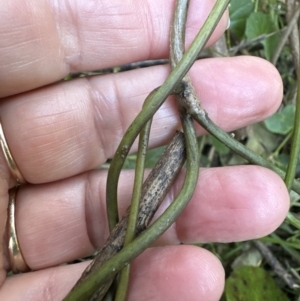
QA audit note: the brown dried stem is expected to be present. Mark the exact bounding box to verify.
[72,132,186,300]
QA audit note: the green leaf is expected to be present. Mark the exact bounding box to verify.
[245,11,279,60]
[123,154,137,169]
[123,146,166,169]
[264,104,295,135]
[145,146,166,168]
[225,266,290,301]
[210,135,230,155]
[231,247,262,270]
[229,0,254,39]
[246,123,279,154]
[227,123,279,166]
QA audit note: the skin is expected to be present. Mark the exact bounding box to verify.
[0,0,290,300]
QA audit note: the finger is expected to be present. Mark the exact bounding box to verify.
[1,246,224,301]
[1,262,88,301]
[175,166,290,243]
[0,0,228,97]
[128,245,224,301]
[6,165,288,271]
[0,56,282,184]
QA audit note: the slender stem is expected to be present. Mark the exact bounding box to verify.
[115,119,152,301]
[270,233,300,264]
[170,0,190,69]
[286,0,300,69]
[271,5,300,65]
[259,236,300,250]
[114,1,197,298]
[284,61,300,190]
[192,111,300,194]
[273,130,292,156]
[286,212,300,230]
[106,87,157,231]
[253,240,298,289]
[106,0,230,231]
[114,267,129,301]
[198,136,206,162]
[63,114,199,301]
[254,0,259,13]
[68,132,187,300]
[124,119,152,245]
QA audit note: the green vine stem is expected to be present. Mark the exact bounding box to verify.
[168,0,300,195]
[284,48,300,228]
[106,0,230,232]
[273,130,293,157]
[63,114,199,301]
[116,4,200,296]
[114,118,152,301]
[66,132,187,300]
[63,0,300,299]
[284,61,300,191]
[286,212,300,230]
[260,235,300,251]
[191,113,300,195]
[168,0,300,199]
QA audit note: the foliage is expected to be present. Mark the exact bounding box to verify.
[245,11,279,60]
[230,0,254,39]
[123,146,166,169]
[225,266,290,301]
[265,104,295,135]
[224,1,300,300]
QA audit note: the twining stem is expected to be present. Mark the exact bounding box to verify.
[64,0,300,299]
[64,116,198,301]
[106,0,230,232]
[115,118,152,301]
[169,0,300,197]
[64,132,187,300]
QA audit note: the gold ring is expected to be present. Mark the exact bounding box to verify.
[0,121,26,184]
[8,187,30,274]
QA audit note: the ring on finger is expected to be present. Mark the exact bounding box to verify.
[0,121,26,184]
[8,187,30,274]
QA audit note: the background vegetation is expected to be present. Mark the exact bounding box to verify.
[206,1,300,300]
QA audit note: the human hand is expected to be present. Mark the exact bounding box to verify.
[0,0,289,300]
